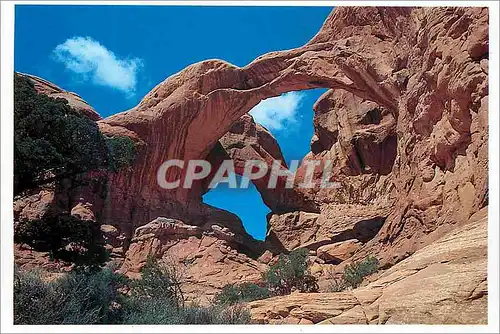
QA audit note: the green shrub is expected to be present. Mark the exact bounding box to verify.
[327,256,379,292]
[212,304,251,324]
[122,299,250,325]
[343,256,379,288]
[105,136,137,172]
[182,304,251,324]
[121,296,181,324]
[14,214,108,270]
[214,282,270,305]
[13,267,127,324]
[13,257,251,325]
[14,74,108,194]
[122,257,250,324]
[132,256,184,305]
[114,256,186,324]
[14,74,137,195]
[262,248,318,295]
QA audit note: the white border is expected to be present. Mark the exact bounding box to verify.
[1,1,499,333]
[1,1,16,333]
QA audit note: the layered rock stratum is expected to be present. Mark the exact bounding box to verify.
[14,6,489,323]
[249,207,488,324]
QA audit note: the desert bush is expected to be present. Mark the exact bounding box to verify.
[178,303,250,324]
[327,275,349,292]
[122,299,250,325]
[14,214,108,270]
[296,272,320,293]
[14,74,108,194]
[327,256,379,292]
[105,135,137,172]
[14,257,251,325]
[131,255,184,305]
[262,248,318,295]
[214,282,270,305]
[13,267,127,324]
[342,255,379,288]
[214,303,252,324]
[121,297,181,324]
[122,257,250,324]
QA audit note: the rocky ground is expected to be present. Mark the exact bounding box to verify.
[249,207,488,324]
[14,6,489,324]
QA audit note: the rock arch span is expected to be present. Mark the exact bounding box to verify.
[97,7,411,231]
[94,6,487,269]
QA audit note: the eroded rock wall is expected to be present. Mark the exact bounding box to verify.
[249,207,488,324]
[261,7,489,268]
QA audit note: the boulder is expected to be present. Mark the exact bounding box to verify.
[317,239,362,263]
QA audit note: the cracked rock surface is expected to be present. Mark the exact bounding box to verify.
[248,207,488,324]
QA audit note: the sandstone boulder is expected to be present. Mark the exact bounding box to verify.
[120,217,268,304]
[70,202,96,221]
[316,239,362,263]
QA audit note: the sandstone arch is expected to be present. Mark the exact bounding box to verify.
[97,7,413,229]
[94,6,487,268]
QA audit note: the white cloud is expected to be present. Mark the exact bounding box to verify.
[250,92,304,131]
[53,37,143,95]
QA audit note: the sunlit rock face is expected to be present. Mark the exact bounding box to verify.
[96,7,487,268]
[249,207,488,324]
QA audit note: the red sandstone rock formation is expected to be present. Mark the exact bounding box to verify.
[119,217,267,304]
[213,114,318,213]
[95,7,488,268]
[13,7,489,316]
[95,7,416,229]
[249,207,488,324]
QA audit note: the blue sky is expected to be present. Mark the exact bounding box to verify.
[15,5,332,240]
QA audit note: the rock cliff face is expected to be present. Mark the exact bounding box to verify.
[95,6,488,268]
[14,6,488,322]
[249,207,488,324]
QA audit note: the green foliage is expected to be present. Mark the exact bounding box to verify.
[14,74,108,194]
[13,74,136,269]
[213,249,320,304]
[262,248,318,296]
[180,303,251,325]
[105,136,137,172]
[13,267,128,324]
[14,214,108,270]
[214,282,270,306]
[122,256,250,324]
[328,256,379,292]
[343,255,379,288]
[122,299,250,325]
[14,257,251,325]
[132,256,184,305]
[14,74,137,195]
